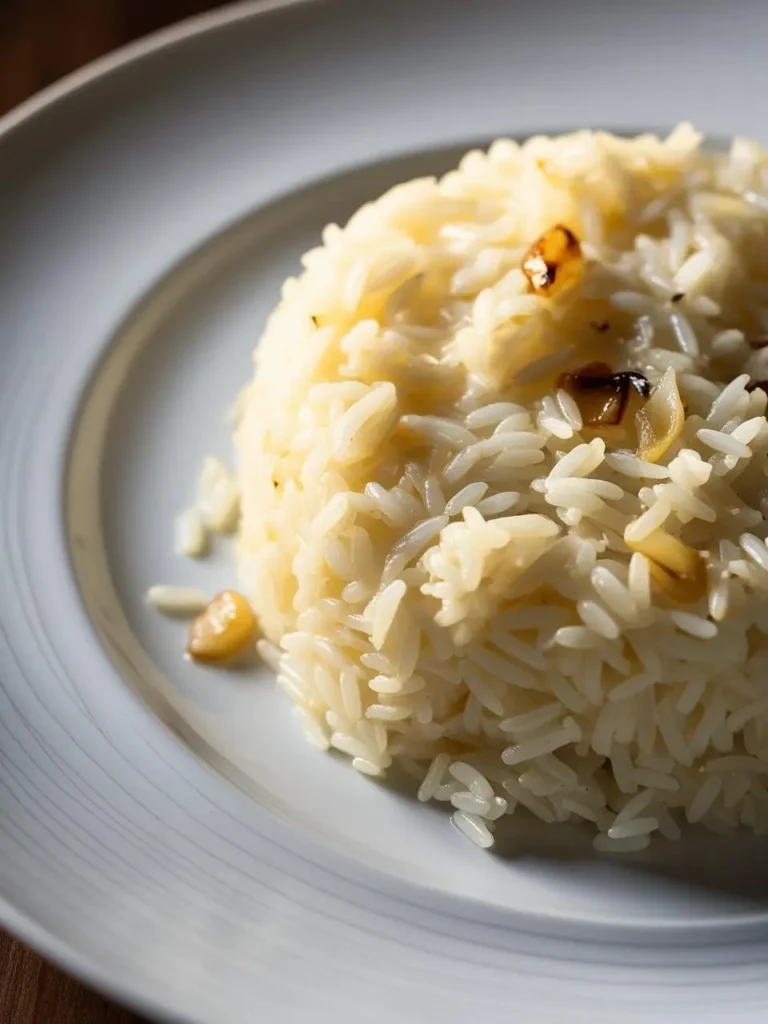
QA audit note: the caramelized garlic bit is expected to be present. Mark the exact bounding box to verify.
[559,363,650,428]
[187,590,256,663]
[635,367,684,463]
[522,224,582,297]
[626,529,707,604]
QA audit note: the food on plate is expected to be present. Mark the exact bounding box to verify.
[146,585,208,616]
[187,590,257,663]
[228,126,768,850]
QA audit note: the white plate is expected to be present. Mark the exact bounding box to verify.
[3,1,768,1020]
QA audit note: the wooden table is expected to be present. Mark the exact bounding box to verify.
[0,5,234,1020]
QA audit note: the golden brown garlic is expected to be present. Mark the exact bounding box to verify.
[522,225,582,297]
[187,590,256,663]
[626,529,707,604]
[635,368,684,463]
[558,363,650,428]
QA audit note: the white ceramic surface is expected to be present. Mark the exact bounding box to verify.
[4,0,768,1020]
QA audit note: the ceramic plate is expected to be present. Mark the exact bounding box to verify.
[3,0,768,1020]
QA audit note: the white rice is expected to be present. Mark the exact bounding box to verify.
[234,125,768,851]
[145,585,207,616]
[174,508,208,559]
[196,456,240,533]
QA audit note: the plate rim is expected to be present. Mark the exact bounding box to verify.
[5,2,768,1020]
[0,0,319,142]
[0,0,323,1016]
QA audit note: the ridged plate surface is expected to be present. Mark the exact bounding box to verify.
[3,1,768,1020]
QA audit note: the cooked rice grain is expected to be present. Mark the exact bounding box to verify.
[235,126,768,852]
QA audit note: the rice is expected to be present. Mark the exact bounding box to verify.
[233,125,768,852]
[196,456,240,533]
[145,585,208,616]
[174,509,208,559]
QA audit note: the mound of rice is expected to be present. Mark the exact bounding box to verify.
[235,125,768,852]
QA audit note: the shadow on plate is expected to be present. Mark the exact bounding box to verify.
[382,765,768,909]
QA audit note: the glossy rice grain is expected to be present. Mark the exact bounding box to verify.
[234,125,768,851]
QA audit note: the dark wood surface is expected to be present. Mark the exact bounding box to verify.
[0,5,236,1020]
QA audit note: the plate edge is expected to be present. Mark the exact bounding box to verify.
[0,0,323,141]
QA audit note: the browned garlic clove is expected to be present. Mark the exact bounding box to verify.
[559,363,650,428]
[635,368,684,463]
[522,225,582,298]
[626,529,707,604]
[188,590,257,663]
